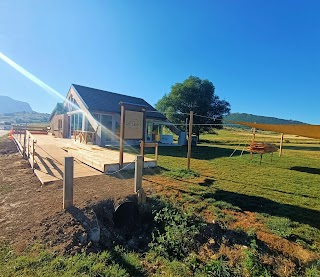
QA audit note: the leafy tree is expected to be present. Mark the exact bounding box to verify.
[156,76,230,140]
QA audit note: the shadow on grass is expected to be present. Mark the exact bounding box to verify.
[214,190,320,229]
[290,166,320,175]
[109,167,166,180]
[159,145,234,160]
[283,145,320,151]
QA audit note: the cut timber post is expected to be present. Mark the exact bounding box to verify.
[155,143,158,161]
[63,157,74,209]
[187,111,194,170]
[32,139,36,170]
[279,133,284,157]
[119,104,125,168]
[252,127,256,142]
[134,155,143,193]
[140,109,146,158]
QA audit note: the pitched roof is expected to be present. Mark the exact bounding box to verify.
[72,84,166,120]
[49,103,66,121]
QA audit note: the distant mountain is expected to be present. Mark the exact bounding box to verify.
[224,113,306,125]
[0,111,50,124]
[0,96,32,113]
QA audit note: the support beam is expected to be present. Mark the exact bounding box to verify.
[119,104,125,168]
[187,111,193,170]
[63,157,74,209]
[140,110,146,158]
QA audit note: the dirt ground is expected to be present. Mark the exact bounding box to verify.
[0,137,137,253]
[1,136,319,276]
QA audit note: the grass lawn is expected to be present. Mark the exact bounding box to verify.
[1,129,320,276]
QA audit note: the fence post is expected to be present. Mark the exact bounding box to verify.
[155,143,159,161]
[63,157,74,209]
[187,111,193,170]
[279,133,284,157]
[27,135,30,158]
[32,140,36,170]
[134,155,143,193]
[23,130,27,158]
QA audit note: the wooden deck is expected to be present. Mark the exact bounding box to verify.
[13,134,156,184]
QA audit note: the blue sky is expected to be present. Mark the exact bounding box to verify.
[0,1,319,123]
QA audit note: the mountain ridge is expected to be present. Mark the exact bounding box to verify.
[0,95,32,113]
[224,113,306,125]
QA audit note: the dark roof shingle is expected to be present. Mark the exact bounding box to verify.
[72,84,166,120]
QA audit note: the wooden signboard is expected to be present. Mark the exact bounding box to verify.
[124,110,144,140]
[119,103,146,168]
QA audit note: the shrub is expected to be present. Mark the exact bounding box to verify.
[149,205,205,260]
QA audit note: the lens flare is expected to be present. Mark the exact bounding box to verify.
[0,52,64,100]
[0,51,138,172]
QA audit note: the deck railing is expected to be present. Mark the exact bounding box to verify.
[141,141,159,161]
[73,130,95,144]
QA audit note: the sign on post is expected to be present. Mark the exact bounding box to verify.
[119,102,146,168]
[124,110,144,139]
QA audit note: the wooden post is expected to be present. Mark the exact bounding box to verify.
[134,155,143,193]
[252,127,256,142]
[23,129,27,158]
[279,133,284,157]
[27,135,30,158]
[63,157,74,209]
[140,110,146,158]
[187,111,193,170]
[32,139,36,169]
[155,143,158,161]
[119,104,125,168]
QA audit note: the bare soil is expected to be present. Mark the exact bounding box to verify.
[1,136,319,275]
[0,136,136,253]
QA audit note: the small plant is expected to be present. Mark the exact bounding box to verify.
[164,168,200,179]
[149,205,206,260]
[203,257,231,277]
[265,216,295,238]
[243,240,271,277]
[306,261,320,277]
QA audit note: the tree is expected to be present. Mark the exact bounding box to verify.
[156,76,231,140]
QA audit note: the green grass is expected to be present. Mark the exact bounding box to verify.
[2,129,320,276]
[0,243,146,277]
[147,129,320,251]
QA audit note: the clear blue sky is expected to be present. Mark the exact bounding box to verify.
[0,1,319,123]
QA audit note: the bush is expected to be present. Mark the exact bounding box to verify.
[149,205,205,260]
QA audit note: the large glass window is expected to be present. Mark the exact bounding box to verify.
[101,115,113,142]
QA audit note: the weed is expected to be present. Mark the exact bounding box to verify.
[243,240,271,277]
[164,168,200,179]
[265,216,296,238]
[306,260,320,277]
[149,204,206,260]
[203,257,232,277]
